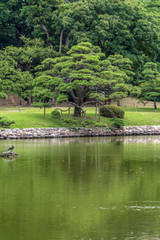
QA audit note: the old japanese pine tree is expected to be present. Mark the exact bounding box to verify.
[140,62,160,109]
[34,42,131,117]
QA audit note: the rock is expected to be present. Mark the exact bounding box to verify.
[1,126,160,139]
[0,151,20,158]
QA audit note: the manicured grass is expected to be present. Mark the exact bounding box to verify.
[0,106,160,128]
[0,108,67,128]
[123,107,160,126]
[124,111,160,126]
[83,107,160,126]
[123,107,160,112]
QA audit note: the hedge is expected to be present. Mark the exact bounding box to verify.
[100,105,124,118]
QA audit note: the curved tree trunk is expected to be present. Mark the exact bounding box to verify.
[40,23,54,50]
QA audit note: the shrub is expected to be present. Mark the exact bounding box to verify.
[64,119,79,125]
[0,116,15,128]
[110,118,124,129]
[100,105,124,118]
[95,122,107,128]
[51,109,61,119]
[82,120,96,127]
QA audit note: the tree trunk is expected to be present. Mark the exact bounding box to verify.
[16,29,22,47]
[68,107,71,118]
[16,25,25,47]
[98,103,101,122]
[154,99,157,110]
[117,101,120,107]
[59,29,65,53]
[28,96,32,107]
[44,106,46,118]
[65,35,69,48]
[74,106,81,117]
[83,110,86,120]
[40,23,54,50]
[95,102,98,121]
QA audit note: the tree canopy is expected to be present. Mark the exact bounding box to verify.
[1,0,160,112]
[140,62,160,109]
[34,42,131,116]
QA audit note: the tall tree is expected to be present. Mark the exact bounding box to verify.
[34,42,129,117]
[0,55,33,101]
[21,0,63,50]
[0,0,33,49]
[140,62,160,109]
[0,38,59,103]
[52,0,160,82]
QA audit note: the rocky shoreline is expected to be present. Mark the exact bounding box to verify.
[0,126,160,139]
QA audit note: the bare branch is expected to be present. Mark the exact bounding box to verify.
[82,101,96,106]
[98,100,117,118]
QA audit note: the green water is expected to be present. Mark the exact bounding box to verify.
[0,136,160,240]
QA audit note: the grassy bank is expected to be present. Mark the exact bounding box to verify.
[0,107,160,128]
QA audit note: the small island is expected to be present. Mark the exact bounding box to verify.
[0,151,20,158]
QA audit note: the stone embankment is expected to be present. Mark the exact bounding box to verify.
[0,126,160,139]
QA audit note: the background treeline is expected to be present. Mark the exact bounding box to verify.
[1,0,160,109]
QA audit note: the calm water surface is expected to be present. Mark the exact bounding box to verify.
[0,136,160,240]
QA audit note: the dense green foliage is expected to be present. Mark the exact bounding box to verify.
[1,0,160,113]
[110,118,124,129]
[63,118,79,125]
[51,109,61,119]
[100,105,125,118]
[0,116,15,128]
[139,62,160,109]
[34,42,131,116]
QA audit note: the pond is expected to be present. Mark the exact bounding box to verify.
[0,136,160,240]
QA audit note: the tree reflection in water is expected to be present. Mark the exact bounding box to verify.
[0,136,159,240]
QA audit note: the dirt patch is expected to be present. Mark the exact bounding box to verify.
[112,97,160,108]
[0,93,27,106]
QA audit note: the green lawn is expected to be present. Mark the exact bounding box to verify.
[0,108,67,128]
[0,106,160,128]
[124,112,160,126]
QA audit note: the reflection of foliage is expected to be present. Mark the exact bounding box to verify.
[0,138,160,239]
